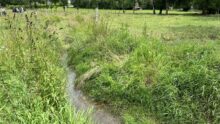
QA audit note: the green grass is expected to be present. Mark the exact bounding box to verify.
[0,8,220,124]
[66,9,220,123]
[0,11,92,123]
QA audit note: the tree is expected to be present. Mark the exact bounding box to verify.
[175,0,192,11]
[165,0,168,14]
[151,0,176,14]
[193,0,220,14]
[152,0,156,14]
[61,0,68,6]
[74,0,81,10]
[154,0,166,14]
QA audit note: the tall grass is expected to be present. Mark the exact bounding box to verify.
[0,13,92,123]
[68,14,220,123]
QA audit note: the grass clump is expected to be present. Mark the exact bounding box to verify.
[0,12,92,124]
[1,9,219,124]
[68,13,220,123]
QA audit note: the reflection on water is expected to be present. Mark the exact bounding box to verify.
[63,53,120,124]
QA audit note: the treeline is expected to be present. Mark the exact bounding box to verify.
[1,0,220,14]
[0,0,66,8]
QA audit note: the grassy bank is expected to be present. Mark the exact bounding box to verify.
[67,10,220,123]
[0,8,219,124]
[0,11,92,123]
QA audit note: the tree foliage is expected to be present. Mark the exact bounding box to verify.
[0,0,219,14]
[194,0,220,14]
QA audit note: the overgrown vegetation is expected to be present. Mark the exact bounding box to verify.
[0,11,92,123]
[67,11,220,123]
[1,8,220,124]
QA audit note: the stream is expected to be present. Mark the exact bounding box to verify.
[62,53,121,124]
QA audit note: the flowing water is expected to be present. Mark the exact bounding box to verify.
[62,53,121,124]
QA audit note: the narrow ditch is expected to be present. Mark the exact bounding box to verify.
[62,53,121,124]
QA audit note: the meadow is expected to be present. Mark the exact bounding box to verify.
[0,10,92,124]
[0,8,220,124]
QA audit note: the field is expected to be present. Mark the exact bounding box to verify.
[0,8,220,124]
[0,9,92,124]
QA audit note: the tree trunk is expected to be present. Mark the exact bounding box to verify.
[111,0,113,13]
[46,0,48,9]
[76,0,80,11]
[63,6,66,12]
[152,0,156,14]
[122,0,125,14]
[202,9,207,15]
[34,1,37,9]
[159,8,162,14]
[133,0,135,14]
[165,0,168,15]
[29,0,32,8]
